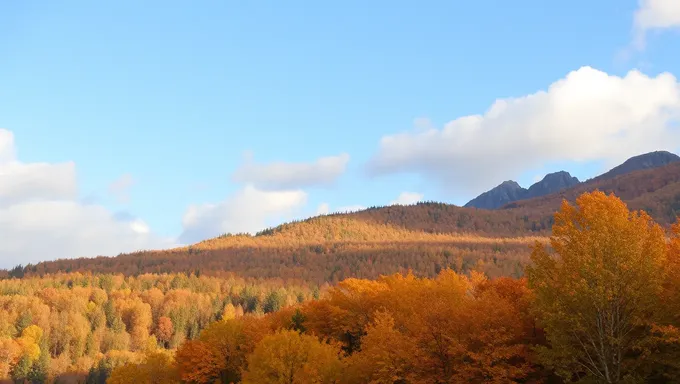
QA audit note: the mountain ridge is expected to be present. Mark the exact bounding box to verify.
[465,150,680,210]
[464,171,580,209]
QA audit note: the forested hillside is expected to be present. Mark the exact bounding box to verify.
[14,218,542,284]
[11,161,680,284]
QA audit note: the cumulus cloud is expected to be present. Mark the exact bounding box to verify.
[337,205,366,213]
[108,173,134,204]
[314,203,367,215]
[0,129,175,268]
[0,129,16,163]
[315,203,331,215]
[633,0,680,48]
[0,161,78,207]
[390,192,424,206]
[178,185,307,243]
[0,130,77,207]
[367,66,680,194]
[232,153,350,190]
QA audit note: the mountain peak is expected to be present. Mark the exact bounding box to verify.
[526,171,580,198]
[464,180,528,209]
[499,180,523,189]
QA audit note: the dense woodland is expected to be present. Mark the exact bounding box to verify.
[0,273,318,383]
[3,191,680,382]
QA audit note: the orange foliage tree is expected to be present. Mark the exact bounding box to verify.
[527,191,668,383]
[175,318,267,384]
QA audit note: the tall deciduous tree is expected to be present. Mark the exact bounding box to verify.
[526,191,667,383]
[155,316,173,348]
[242,329,344,384]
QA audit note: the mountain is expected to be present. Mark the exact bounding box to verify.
[465,171,580,209]
[463,180,529,209]
[503,161,680,225]
[591,150,680,182]
[526,171,580,198]
[465,151,680,210]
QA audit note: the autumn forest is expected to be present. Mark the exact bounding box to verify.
[1,190,680,383]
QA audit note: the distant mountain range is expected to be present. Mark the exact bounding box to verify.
[464,151,680,209]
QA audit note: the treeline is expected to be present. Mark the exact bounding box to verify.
[0,273,318,383]
[103,191,680,383]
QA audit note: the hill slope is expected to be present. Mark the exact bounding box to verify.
[20,217,542,283]
[11,158,680,284]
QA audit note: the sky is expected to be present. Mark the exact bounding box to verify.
[1,0,680,267]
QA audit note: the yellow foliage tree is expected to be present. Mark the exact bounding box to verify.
[242,329,344,384]
[221,302,236,321]
[108,351,180,384]
[526,191,667,383]
[16,325,43,363]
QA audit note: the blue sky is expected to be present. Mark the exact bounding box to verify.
[1,0,680,266]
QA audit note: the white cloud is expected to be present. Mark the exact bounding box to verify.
[336,205,366,213]
[315,202,330,215]
[367,66,680,195]
[0,202,173,267]
[314,203,367,216]
[0,130,77,207]
[0,161,78,207]
[0,128,176,268]
[390,192,424,206]
[633,0,680,48]
[108,173,134,204]
[178,185,307,243]
[232,153,350,190]
[0,129,16,163]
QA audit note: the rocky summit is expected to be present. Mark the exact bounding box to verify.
[465,171,580,209]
